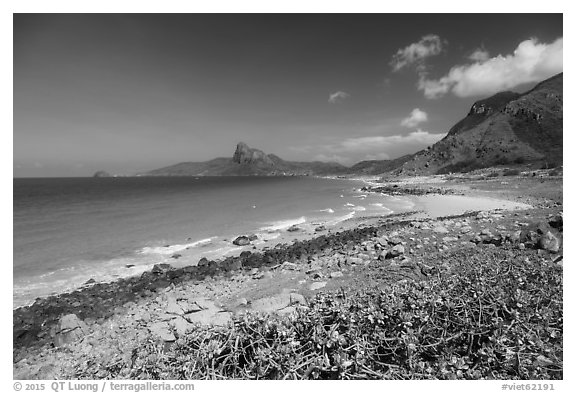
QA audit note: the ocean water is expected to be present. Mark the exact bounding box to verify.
[13,176,412,308]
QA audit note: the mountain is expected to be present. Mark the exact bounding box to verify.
[348,155,413,175]
[397,73,563,175]
[145,142,349,176]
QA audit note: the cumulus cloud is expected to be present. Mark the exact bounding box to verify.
[390,34,445,72]
[328,91,350,104]
[468,48,490,62]
[419,37,563,99]
[401,108,428,128]
[306,130,446,164]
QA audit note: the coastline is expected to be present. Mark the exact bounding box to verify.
[13,172,563,379]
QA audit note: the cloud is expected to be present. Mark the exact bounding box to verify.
[419,37,563,99]
[306,130,446,164]
[401,108,428,128]
[328,91,350,104]
[390,34,445,72]
[468,48,490,62]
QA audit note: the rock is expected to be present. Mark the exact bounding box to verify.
[84,278,96,285]
[442,236,458,243]
[289,293,307,306]
[346,257,362,265]
[149,322,176,342]
[251,294,291,313]
[125,264,135,268]
[386,244,405,258]
[93,170,111,178]
[330,271,344,278]
[281,262,298,270]
[388,237,403,245]
[51,314,89,347]
[432,225,449,234]
[171,317,194,336]
[548,215,563,230]
[538,231,560,253]
[233,236,251,246]
[165,300,184,315]
[170,253,182,259]
[315,225,326,232]
[248,234,258,241]
[460,226,472,234]
[197,257,209,267]
[309,281,327,291]
[152,263,171,274]
[287,225,300,232]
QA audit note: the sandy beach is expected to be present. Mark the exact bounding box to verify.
[13,170,563,380]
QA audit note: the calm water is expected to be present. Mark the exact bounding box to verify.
[13,176,411,307]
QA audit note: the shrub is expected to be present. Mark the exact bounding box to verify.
[503,169,521,176]
[72,251,563,380]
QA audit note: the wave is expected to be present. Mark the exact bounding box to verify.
[318,208,335,213]
[345,203,355,207]
[351,206,366,211]
[370,203,394,214]
[260,216,306,232]
[327,211,356,225]
[140,237,215,255]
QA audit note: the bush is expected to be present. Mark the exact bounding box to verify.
[503,169,521,176]
[72,251,563,380]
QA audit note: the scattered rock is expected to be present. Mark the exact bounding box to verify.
[152,264,171,274]
[386,244,405,258]
[315,225,326,232]
[50,314,89,347]
[432,225,449,234]
[538,231,560,253]
[309,281,327,291]
[232,236,251,246]
[330,271,344,278]
[287,225,300,232]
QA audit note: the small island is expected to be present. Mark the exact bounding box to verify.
[93,170,111,178]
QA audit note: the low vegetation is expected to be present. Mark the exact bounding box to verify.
[73,248,562,380]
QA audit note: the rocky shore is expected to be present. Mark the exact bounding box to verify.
[13,172,563,380]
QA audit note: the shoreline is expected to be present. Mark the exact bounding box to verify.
[13,178,532,311]
[13,173,563,379]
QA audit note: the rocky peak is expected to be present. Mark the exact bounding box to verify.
[232,142,275,166]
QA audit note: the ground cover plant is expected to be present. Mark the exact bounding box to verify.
[72,246,562,380]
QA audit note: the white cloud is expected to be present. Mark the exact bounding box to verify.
[419,37,563,99]
[468,48,490,62]
[306,130,446,164]
[390,34,445,72]
[401,108,429,128]
[328,91,350,104]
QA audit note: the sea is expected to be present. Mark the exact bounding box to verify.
[13,176,415,308]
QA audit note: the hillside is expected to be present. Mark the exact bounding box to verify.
[146,142,349,176]
[398,73,563,175]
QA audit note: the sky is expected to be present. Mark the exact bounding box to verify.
[13,14,563,177]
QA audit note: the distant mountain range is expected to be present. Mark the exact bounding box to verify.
[145,142,349,176]
[142,73,562,177]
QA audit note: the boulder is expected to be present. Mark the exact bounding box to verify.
[386,244,405,258]
[152,263,171,274]
[538,231,560,253]
[330,271,344,278]
[287,225,300,232]
[51,314,89,347]
[233,236,251,246]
